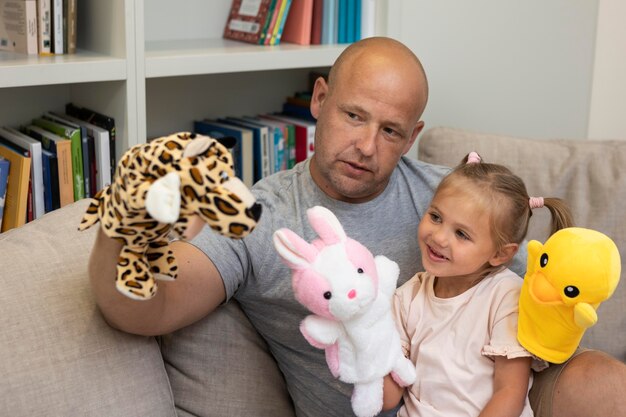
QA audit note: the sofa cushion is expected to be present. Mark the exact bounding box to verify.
[418,127,626,362]
[160,300,295,417]
[0,200,176,416]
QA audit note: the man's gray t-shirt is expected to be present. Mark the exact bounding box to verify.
[192,156,526,417]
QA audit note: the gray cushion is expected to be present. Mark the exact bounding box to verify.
[160,301,295,417]
[0,200,176,416]
[418,127,626,362]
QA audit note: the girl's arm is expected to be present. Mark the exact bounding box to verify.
[382,374,405,411]
[479,356,532,417]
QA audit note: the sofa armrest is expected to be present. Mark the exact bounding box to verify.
[0,200,176,416]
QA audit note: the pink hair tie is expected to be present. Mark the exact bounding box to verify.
[467,152,481,164]
[529,197,544,209]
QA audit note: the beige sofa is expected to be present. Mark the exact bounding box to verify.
[1,127,624,416]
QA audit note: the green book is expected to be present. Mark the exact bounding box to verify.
[33,114,84,201]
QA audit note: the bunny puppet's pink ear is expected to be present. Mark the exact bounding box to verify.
[307,206,346,246]
[273,228,319,270]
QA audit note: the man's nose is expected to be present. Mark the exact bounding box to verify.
[354,126,377,156]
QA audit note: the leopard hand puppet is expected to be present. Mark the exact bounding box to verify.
[79,132,262,300]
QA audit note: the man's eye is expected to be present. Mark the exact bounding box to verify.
[347,112,358,120]
[383,127,397,136]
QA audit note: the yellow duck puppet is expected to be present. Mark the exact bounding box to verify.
[518,227,621,364]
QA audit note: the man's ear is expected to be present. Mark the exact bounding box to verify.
[403,120,425,155]
[489,243,519,267]
[310,76,328,120]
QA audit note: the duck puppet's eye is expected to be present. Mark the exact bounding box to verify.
[564,286,580,298]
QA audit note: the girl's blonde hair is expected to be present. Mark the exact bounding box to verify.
[436,152,574,276]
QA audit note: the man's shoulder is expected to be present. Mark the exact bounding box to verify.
[393,156,450,196]
[252,162,306,204]
[398,156,451,178]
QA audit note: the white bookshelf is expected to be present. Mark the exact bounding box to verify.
[0,0,134,163]
[0,0,393,163]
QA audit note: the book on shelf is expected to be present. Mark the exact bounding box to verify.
[0,134,34,222]
[242,116,285,175]
[0,156,8,230]
[49,111,90,197]
[354,0,361,41]
[34,113,84,201]
[36,0,51,55]
[223,0,273,44]
[245,116,287,173]
[63,0,75,53]
[281,101,316,122]
[347,0,361,43]
[40,148,59,212]
[337,0,347,44]
[264,113,315,163]
[22,124,73,207]
[0,0,38,54]
[194,120,254,188]
[256,0,275,45]
[260,0,281,45]
[0,142,31,232]
[257,115,295,169]
[58,112,111,193]
[0,127,44,219]
[220,117,271,183]
[50,0,62,53]
[65,103,116,181]
[310,0,323,45]
[268,0,292,45]
[321,0,337,44]
[281,0,314,45]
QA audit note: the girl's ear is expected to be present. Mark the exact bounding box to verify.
[489,243,519,267]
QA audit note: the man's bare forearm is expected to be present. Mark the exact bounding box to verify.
[88,228,226,336]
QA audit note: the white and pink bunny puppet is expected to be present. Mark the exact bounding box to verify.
[272,206,416,417]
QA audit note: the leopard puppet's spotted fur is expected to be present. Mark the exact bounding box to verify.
[79,132,262,300]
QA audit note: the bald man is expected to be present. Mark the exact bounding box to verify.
[89,37,625,417]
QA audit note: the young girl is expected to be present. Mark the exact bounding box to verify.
[383,152,574,417]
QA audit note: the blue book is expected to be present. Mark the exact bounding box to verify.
[354,0,361,41]
[281,102,316,122]
[40,149,61,212]
[321,0,337,44]
[220,117,271,183]
[0,157,9,229]
[345,0,355,43]
[337,0,348,43]
[194,120,255,188]
[243,117,286,174]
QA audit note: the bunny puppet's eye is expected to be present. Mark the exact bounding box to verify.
[357,268,364,273]
[323,292,332,300]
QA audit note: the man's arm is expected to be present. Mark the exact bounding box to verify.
[89,228,225,336]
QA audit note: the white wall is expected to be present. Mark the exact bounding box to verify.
[587,0,626,140]
[398,1,599,143]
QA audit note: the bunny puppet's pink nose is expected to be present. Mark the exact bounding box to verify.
[348,289,357,299]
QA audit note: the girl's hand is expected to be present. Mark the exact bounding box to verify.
[382,373,405,411]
